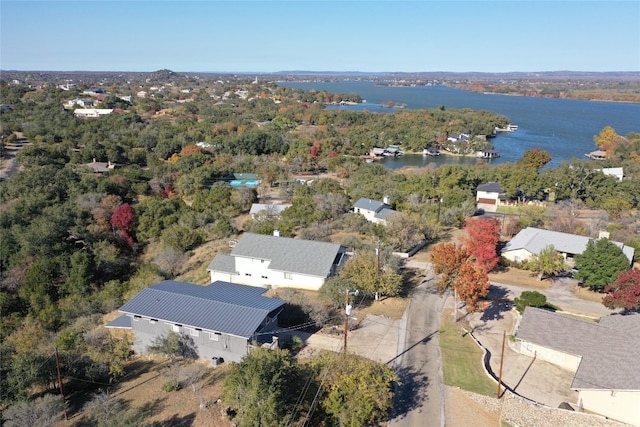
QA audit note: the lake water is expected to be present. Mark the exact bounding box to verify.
[278,81,640,168]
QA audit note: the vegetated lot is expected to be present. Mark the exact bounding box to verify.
[62,358,234,427]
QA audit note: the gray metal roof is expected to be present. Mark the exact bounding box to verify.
[228,233,345,278]
[354,197,386,212]
[118,280,285,338]
[105,314,132,329]
[477,182,504,193]
[502,227,634,264]
[207,254,236,274]
[517,308,640,390]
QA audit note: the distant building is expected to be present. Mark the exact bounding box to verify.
[353,196,396,225]
[476,182,506,213]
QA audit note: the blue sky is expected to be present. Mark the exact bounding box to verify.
[1,1,639,73]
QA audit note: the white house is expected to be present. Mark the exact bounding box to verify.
[600,167,624,182]
[501,227,634,266]
[74,108,113,118]
[207,233,347,291]
[516,307,640,426]
[476,182,505,213]
[353,197,396,224]
[249,203,291,218]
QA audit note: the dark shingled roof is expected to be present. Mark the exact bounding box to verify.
[477,182,504,193]
[517,307,640,391]
[118,280,285,339]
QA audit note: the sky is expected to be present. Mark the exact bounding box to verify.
[1,1,639,73]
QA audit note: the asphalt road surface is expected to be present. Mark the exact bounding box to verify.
[388,275,446,427]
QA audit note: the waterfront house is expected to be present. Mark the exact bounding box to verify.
[207,233,347,291]
[516,307,640,426]
[107,280,286,364]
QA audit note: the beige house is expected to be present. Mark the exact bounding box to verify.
[516,307,640,426]
[353,197,395,225]
[475,182,505,213]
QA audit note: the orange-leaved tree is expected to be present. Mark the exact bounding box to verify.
[462,217,501,272]
[431,242,489,321]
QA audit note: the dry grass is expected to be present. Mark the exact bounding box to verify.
[488,268,551,290]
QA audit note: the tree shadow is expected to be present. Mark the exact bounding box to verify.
[388,365,431,419]
[148,412,196,427]
[399,267,423,298]
[480,285,513,322]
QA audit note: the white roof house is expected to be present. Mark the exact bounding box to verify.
[249,203,291,218]
[600,167,624,182]
[74,108,113,118]
[517,308,640,426]
[501,227,634,265]
[207,233,347,291]
[353,197,396,225]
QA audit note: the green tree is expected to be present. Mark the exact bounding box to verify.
[574,239,631,291]
[514,291,548,314]
[147,331,198,360]
[339,250,402,299]
[527,245,567,281]
[308,351,397,427]
[222,348,298,427]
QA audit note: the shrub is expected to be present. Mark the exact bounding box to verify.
[514,291,547,314]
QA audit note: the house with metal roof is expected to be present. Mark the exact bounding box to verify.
[353,196,396,224]
[516,307,640,425]
[207,233,347,291]
[476,182,506,213]
[249,203,291,218]
[501,227,634,266]
[107,280,286,363]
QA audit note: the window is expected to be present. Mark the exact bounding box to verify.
[133,315,141,322]
[172,324,180,332]
[149,318,157,324]
[284,272,293,280]
[209,332,221,341]
[190,328,200,337]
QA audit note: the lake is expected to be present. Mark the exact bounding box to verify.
[278,81,640,168]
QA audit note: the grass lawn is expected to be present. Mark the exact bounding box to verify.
[439,309,496,397]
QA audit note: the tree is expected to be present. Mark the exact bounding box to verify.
[222,348,298,427]
[603,269,640,311]
[147,332,198,360]
[3,393,66,427]
[517,147,552,170]
[430,242,469,321]
[594,126,623,155]
[527,245,567,281]
[514,291,548,314]
[574,239,631,291]
[462,217,501,271]
[338,250,402,299]
[384,212,423,252]
[110,203,135,245]
[308,351,397,427]
[455,260,490,313]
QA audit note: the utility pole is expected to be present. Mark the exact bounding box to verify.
[343,289,352,353]
[497,331,506,399]
[437,196,443,223]
[375,239,381,301]
[55,347,68,421]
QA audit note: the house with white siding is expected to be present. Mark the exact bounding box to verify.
[207,233,347,291]
[476,182,506,213]
[353,197,396,225]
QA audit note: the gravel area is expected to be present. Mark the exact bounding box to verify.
[464,389,631,427]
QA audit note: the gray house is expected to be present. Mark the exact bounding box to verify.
[353,197,396,224]
[107,280,286,363]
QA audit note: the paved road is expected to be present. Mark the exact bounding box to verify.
[388,272,446,427]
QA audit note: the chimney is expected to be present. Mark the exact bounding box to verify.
[383,195,391,205]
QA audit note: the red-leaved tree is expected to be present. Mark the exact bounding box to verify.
[111,203,135,246]
[456,260,490,313]
[602,269,640,311]
[462,217,501,271]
